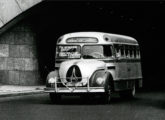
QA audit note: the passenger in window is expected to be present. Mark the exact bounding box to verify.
[116,52,121,58]
[125,48,130,58]
[115,45,120,58]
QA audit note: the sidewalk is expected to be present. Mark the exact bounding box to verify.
[0,85,45,97]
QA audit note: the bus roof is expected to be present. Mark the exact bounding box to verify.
[58,32,138,45]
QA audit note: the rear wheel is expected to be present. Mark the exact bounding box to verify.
[49,93,61,103]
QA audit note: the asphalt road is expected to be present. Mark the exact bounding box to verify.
[0,90,165,120]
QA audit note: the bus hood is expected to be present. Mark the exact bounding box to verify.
[59,60,106,86]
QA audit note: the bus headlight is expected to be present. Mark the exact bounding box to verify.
[96,77,104,85]
[48,78,56,84]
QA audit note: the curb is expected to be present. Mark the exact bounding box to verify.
[0,90,45,97]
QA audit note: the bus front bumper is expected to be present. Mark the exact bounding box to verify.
[44,87,105,93]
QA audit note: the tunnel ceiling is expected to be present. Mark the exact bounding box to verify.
[1,1,164,38]
[25,1,165,40]
[27,2,146,36]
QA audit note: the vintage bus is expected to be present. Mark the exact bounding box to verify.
[45,32,142,103]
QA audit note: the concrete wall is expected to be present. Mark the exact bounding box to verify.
[0,22,41,85]
[0,0,42,28]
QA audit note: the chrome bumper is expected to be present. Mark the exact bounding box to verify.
[45,77,105,93]
[44,87,105,93]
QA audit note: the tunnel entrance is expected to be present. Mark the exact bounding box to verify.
[0,1,164,88]
[22,1,144,85]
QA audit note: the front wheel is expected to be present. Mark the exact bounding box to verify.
[101,72,113,104]
[49,93,61,104]
[103,84,111,104]
[102,80,112,104]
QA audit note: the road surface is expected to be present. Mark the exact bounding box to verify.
[0,90,165,120]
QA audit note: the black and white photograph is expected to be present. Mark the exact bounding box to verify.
[0,0,165,120]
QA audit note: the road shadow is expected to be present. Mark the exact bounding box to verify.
[3,91,165,110]
[45,94,139,106]
[44,91,165,110]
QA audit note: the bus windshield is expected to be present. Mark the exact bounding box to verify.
[82,45,112,59]
[56,45,81,59]
[56,45,112,59]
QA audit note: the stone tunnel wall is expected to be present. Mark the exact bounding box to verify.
[0,22,41,85]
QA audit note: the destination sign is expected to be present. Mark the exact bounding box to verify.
[66,37,98,43]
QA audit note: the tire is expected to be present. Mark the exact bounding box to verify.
[103,84,112,104]
[102,73,113,104]
[119,84,136,98]
[49,93,61,104]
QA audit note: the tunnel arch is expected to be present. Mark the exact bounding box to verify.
[0,1,150,87]
[0,0,43,28]
[0,1,109,85]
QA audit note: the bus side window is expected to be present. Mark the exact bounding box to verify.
[129,46,133,58]
[125,45,130,58]
[133,46,137,58]
[103,45,112,57]
[120,45,125,57]
[114,44,121,58]
[136,46,140,58]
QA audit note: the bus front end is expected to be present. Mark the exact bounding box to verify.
[45,59,107,94]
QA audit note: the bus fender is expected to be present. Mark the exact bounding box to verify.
[89,70,114,91]
[106,68,115,82]
[46,70,59,87]
[105,71,114,91]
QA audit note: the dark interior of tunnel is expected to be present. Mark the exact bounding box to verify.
[19,1,165,89]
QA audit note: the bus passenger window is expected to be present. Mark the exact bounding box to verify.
[130,46,133,58]
[125,45,130,58]
[114,44,121,57]
[133,46,137,58]
[137,47,140,58]
[103,45,112,57]
[120,45,125,57]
